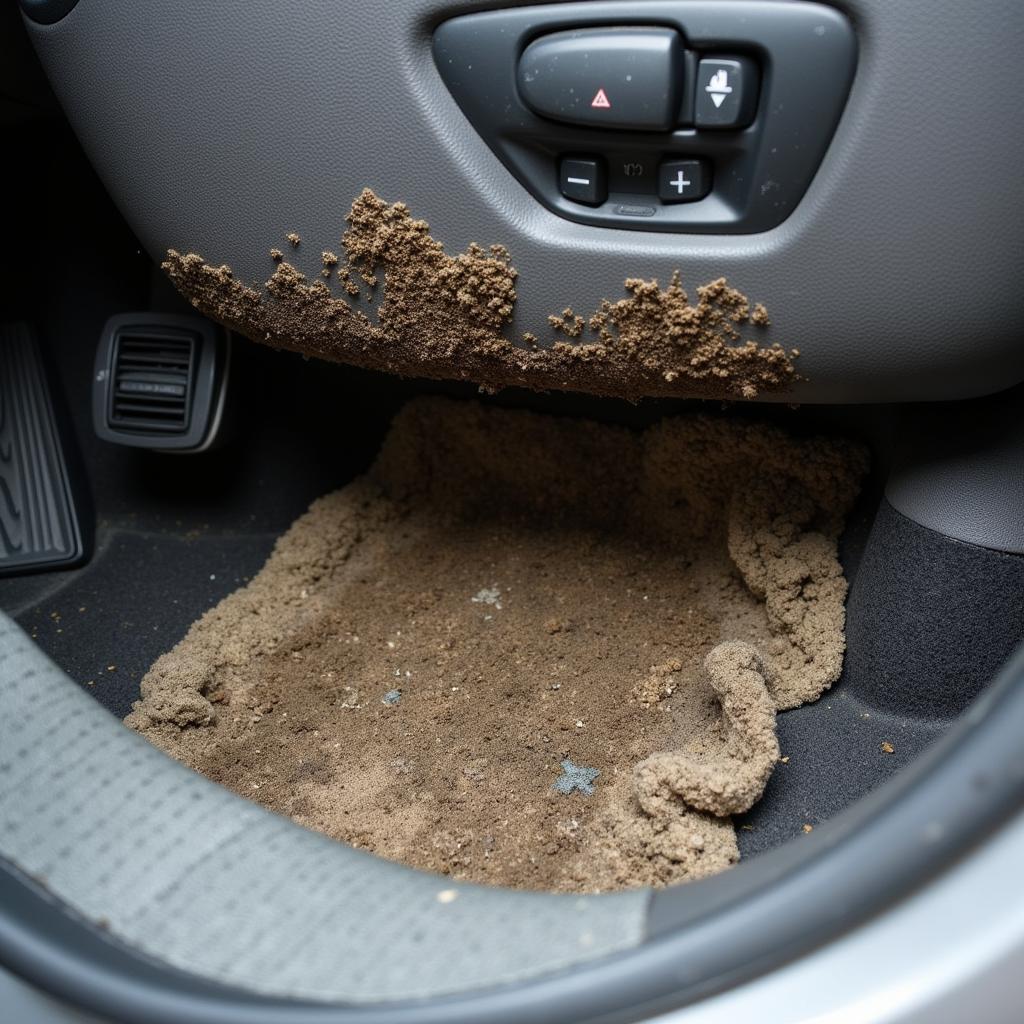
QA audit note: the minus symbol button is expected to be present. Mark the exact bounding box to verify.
[560,157,606,206]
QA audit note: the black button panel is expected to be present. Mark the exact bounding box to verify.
[657,159,710,202]
[559,156,607,205]
[434,3,857,233]
[516,26,753,212]
[694,57,758,129]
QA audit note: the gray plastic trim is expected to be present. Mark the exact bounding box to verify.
[885,385,1024,554]
[649,808,1024,1024]
[0,962,102,1024]
[18,0,78,27]
[23,0,1024,403]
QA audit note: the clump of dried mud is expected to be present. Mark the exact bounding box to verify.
[128,399,866,893]
[162,189,798,402]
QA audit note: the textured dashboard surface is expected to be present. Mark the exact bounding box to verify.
[25,0,1024,403]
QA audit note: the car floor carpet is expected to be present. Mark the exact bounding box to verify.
[125,397,870,893]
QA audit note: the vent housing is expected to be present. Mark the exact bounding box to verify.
[94,314,226,450]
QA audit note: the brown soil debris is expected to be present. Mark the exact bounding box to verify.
[549,308,586,338]
[163,189,798,402]
[320,251,339,280]
[633,660,682,707]
[128,398,866,892]
[634,643,780,819]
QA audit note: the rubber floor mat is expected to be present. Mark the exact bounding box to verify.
[128,398,866,892]
[0,323,84,576]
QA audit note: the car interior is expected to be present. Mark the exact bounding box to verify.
[2,1,1023,1022]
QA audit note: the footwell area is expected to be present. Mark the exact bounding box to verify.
[0,490,951,869]
[0,386,956,875]
[3,528,275,719]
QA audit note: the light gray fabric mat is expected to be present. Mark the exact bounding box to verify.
[0,612,647,1003]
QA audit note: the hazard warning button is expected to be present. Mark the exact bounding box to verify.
[517,27,683,131]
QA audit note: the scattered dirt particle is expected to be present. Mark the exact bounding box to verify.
[802,823,814,833]
[633,660,683,707]
[549,308,586,338]
[286,232,300,247]
[269,248,283,262]
[337,265,361,297]
[880,740,895,754]
[162,189,799,402]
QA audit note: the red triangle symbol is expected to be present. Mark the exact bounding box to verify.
[590,88,611,109]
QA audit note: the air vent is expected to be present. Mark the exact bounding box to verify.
[94,314,227,451]
[108,331,195,433]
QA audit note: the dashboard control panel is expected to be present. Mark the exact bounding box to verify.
[434,2,856,233]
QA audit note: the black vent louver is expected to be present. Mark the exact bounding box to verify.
[108,331,195,434]
[95,315,225,450]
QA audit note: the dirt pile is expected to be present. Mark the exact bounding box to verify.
[128,399,866,892]
[162,189,798,402]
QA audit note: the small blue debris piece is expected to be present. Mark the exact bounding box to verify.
[553,759,599,796]
[382,689,402,706]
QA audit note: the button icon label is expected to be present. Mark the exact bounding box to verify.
[590,88,612,109]
[705,69,733,108]
[670,169,691,194]
[695,57,757,128]
[623,162,644,177]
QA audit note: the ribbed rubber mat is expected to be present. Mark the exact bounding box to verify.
[0,323,84,576]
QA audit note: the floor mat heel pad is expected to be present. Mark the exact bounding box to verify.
[0,323,84,576]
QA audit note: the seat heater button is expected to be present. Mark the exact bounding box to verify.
[657,159,710,202]
[695,57,759,128]
[519,28,683,131]
[560,156,607,205]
